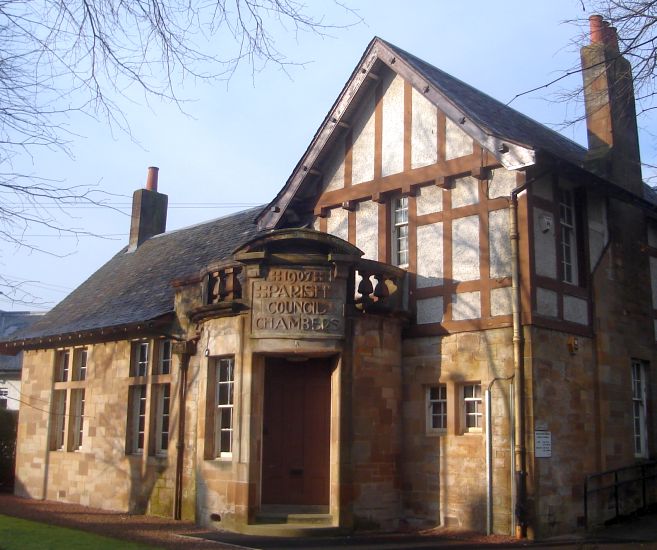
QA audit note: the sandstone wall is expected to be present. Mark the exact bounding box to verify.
[15,341,180,516]
[401,327,514,534]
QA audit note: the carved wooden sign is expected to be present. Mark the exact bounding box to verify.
[251,267,344,338]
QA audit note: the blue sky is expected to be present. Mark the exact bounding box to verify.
[3,0,652,311]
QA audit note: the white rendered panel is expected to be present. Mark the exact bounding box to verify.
[649,222,657,248]
[416,184,443,216]
[445,117,472,160]
[532,176,554,201]
[417,297,444,325]
[452,176,479,209]
[327,207,348,241]
[490,287,512,317]
[352,90,376,185]
[356,200,378,261]
[651,257,657,309]
[563,295,588,325]
[417,222,443,288]
[452,291,481,320]
[533,207,557,279]
[323,136,345,192]
[536,287,558,317]
[489,209,511,278]
[452,216,480,281]
[488,168,517,199]
[588,194,608,271]
[411,87,438,169]
[381,74,404,177]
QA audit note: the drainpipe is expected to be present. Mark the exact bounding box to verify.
[173,339,196,520]
[486,375,514,536]
[485,388,492,535]
[510,183,528,539]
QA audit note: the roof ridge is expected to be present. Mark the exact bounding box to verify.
[149,204,265,240]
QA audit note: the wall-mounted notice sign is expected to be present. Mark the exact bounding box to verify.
[535,431,552,458]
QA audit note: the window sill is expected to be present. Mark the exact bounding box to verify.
[205,455,233,463]
[458,430,483,437]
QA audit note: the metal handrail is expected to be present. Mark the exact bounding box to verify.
[584,461,657,530]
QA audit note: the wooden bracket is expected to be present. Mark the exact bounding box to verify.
[401,184,417,197]
[372,192,386,204]
[471,164,487,180]
[314,205,330,218]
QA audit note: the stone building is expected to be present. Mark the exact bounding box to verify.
[0,311,45,411]
[2,17,655,539]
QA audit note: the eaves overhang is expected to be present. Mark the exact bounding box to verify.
[0,313,176,354]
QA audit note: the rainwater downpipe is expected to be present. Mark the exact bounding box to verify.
[486,375,514,536]
[174,343,193,521]
[509,179,531,539]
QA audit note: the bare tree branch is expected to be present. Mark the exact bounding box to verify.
[0,0,361,304]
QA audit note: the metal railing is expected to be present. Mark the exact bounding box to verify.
[584,461,657,529]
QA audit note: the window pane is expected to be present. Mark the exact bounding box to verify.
[214,357,235,457]
[559,188,577,284]
[130,385,146,453]
[631,360,647,457]
[220,430,232,454]
[428,385,447,431]
[218,383,229,405]
[159,340,172,375]
[51,390,67,450]
[220,407,232,429]
[159,384,170,453]
[464,384,482,430]
[56,350,70,382]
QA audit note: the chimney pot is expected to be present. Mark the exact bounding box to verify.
[146,166,159,192]
[589,14,605,44]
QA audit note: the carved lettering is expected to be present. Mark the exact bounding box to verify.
[251,268,344,338]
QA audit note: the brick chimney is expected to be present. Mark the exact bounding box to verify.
[581,14,643,195]
[128,167,168,252]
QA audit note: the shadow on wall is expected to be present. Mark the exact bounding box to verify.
[79,342,181,516]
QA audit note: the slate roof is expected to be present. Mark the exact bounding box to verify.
[6,207,263,343]
[0,311,44,367]
[382,40,588,167]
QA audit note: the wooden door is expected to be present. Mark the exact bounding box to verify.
[262,358,331,506]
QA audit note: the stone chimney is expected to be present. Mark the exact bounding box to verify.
[581,14,643,195]
[128,167,168,252]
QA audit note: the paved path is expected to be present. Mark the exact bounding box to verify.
[1,493,656,549]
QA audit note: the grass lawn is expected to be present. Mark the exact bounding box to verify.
[0,514,159,549]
